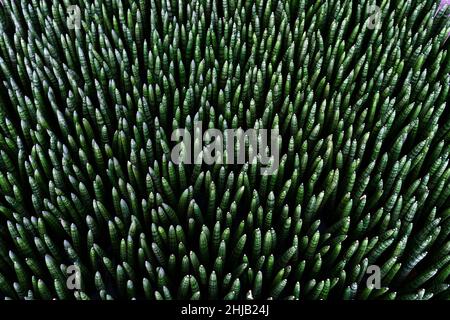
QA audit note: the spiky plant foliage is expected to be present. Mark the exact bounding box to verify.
[0,0,449,301]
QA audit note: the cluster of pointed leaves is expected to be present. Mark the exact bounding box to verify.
[0,0,450,300]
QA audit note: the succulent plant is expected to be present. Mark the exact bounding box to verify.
[0,0,449,300]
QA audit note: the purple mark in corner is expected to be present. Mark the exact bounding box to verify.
[436,0,450,39]
[436,0,450,16]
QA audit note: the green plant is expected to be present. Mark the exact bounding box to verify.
[0,0,449,300]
